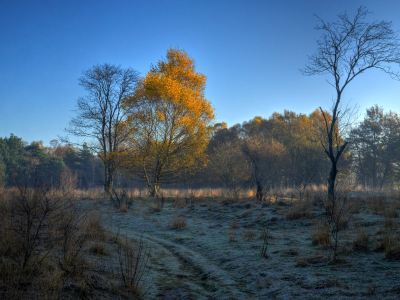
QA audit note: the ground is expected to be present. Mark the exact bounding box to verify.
[82,194,400,300]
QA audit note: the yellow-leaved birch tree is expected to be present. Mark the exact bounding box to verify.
[122,47,215,196]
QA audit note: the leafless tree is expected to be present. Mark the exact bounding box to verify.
[63,63,139,196]
[301,6,400,200]
[206,141,250,198]
[242,135,286,201]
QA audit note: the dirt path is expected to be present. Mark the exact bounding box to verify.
[99,203,248,299]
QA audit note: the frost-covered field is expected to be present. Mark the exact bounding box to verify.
[86,194,400,300]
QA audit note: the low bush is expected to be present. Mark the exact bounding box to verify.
[295,258,308,267]
[243,230,256,242]
[170,216,187,229]
[311,222,330,246]
[285,200,313,220]
[0,178,90,298]
[353,226,369,252]
[386,208,399,219]
[371,196,386,214]
[228,229,237,242]
[117,236,151,297]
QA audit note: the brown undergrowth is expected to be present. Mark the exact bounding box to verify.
[285,200,313,220]
[0,179,151,299]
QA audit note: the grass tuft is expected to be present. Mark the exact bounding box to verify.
[311,222,330,246]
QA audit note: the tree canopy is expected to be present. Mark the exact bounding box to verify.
[122,47,215,196]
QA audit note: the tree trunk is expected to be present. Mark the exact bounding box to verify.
[256,180,263,201]
[327,161,338,201]
[380,162,391,190]
[148,182,159,197]
[104,166,114,197]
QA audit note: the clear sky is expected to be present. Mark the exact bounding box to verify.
[1,0,400,146]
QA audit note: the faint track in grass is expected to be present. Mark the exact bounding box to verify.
[106,213,248,300]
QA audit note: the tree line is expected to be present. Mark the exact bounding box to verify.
[2,104,400,194]
[191,105,400,196]
[0,136,104,188]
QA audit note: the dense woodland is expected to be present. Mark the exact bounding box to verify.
[1,105,400,193]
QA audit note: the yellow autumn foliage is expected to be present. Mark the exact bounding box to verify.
[121,47,215,196]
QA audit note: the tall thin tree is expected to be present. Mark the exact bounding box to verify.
[301,6,400,199]
[64,63,139,196]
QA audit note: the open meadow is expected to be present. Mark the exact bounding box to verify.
[1,186,400,299]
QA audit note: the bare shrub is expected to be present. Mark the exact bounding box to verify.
[84,187,106,201]
[83,211,105,240]
[230,219,239,229]
[348,197,362,214]
[57,205,90,275]
[371,196,386,214]
[385,215,398,229]
[149,202,162,213]
[352,225,369,252]
[322,185,355,261]
[117,236,150,297]
[228,229,237,242]
[174,197,187,208]
[0,177,92,298]
[243,230,256,242]
[119,203,128,213]
[295,258,308,267]
[385,241,400,260]
[386,207,399,219]
[311,222,330,246]
[0,178,69,269]
[149,194,165,213]
[376,218,400,260]
[170,216,187,230]
[111,184,132,209]
[257,277,272,288]
[285,200,313,220]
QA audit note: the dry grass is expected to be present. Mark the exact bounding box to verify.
[370,196,386,214]
[228,229,237,242]
[375,217,400,260]
[149,200,163,213]
[256,277,271,288]
[285,200,313,220]
[352,225,369,252]
[0,181,90,298]
[84,211,106,240]
[116,236,151,298]
[0,180,151,299]
[170,216,187,229]
[385,207,399,218]
[174,197,187,208]
[243,230,256,242]
[311,222,330,246]
[295,258,308,267]
[119,203,128,212]
[230,219,239,229]
[74,187,107,201]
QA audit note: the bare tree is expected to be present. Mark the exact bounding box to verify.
[64,63,139,196]
[301,6,400,200]
[242,135,287,201]
[206,141,250,198]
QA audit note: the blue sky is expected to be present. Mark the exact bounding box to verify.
[1,0,400,145]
